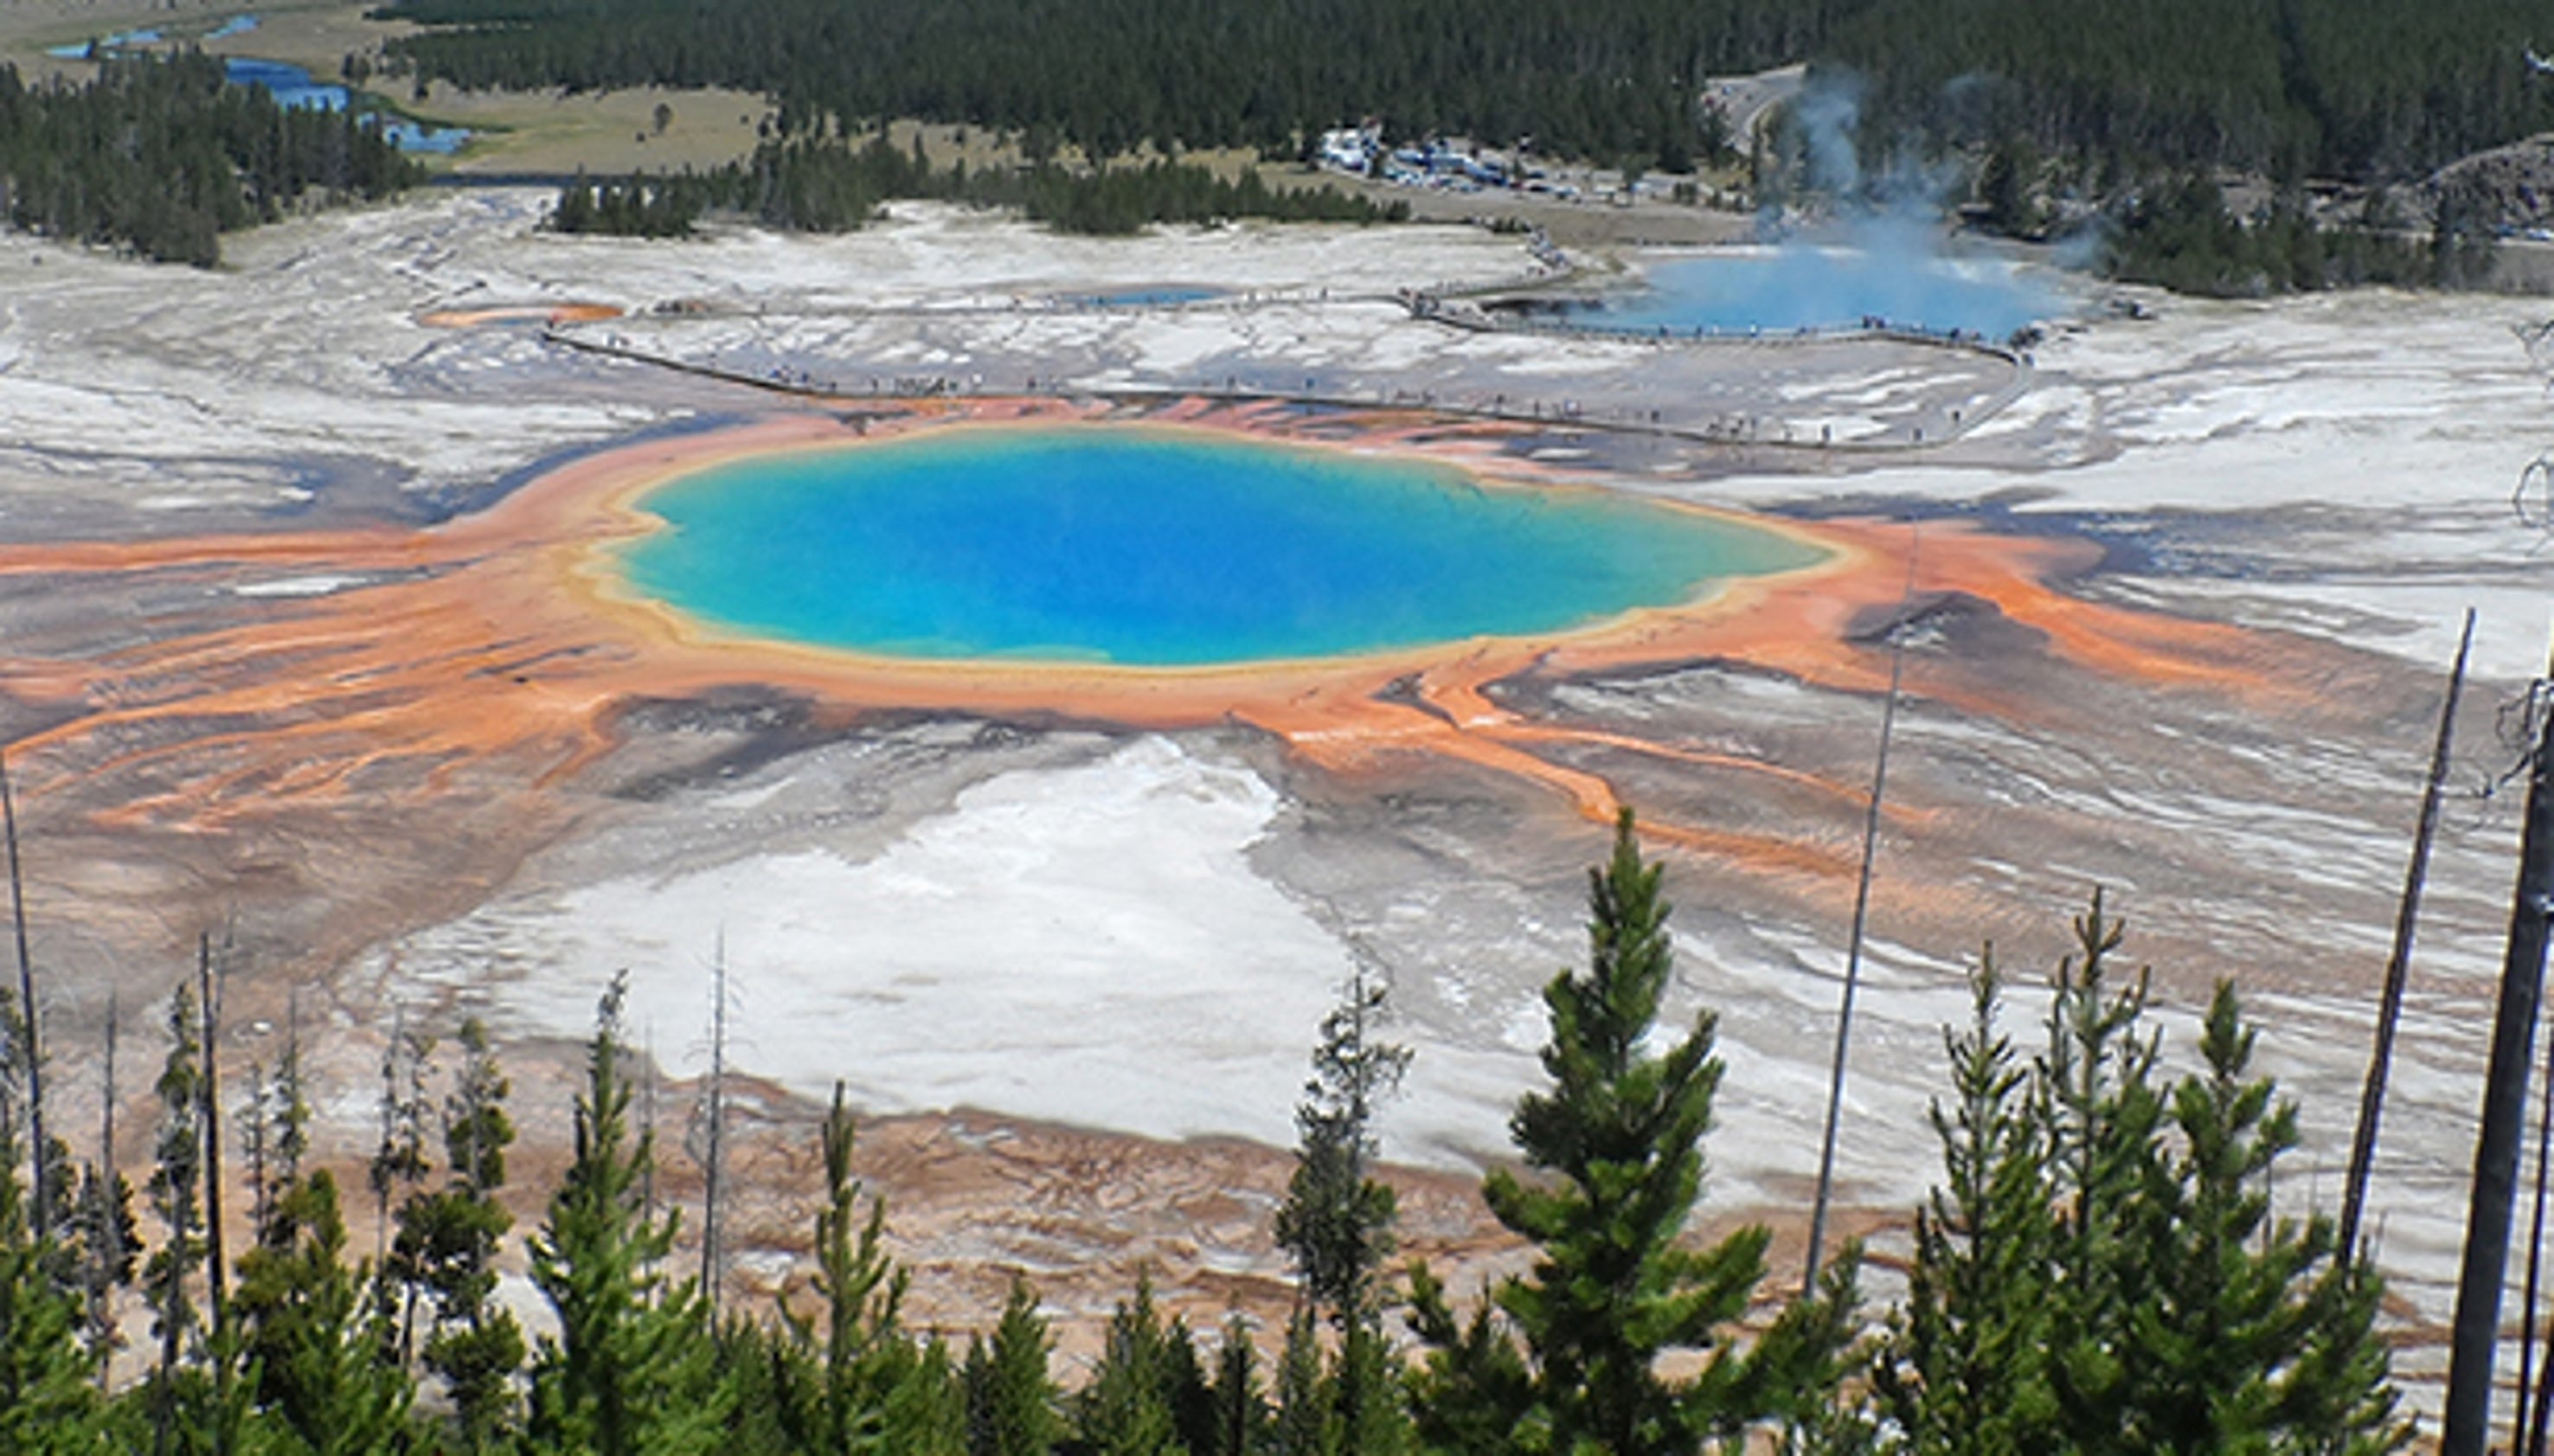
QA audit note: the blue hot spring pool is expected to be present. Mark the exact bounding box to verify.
[613,428,1824,667]
[1509,243,2063,339]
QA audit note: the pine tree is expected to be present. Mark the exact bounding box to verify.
[2273,1259,2408,1456]
[965,1278,1062,1456]
[61,1160,137,1384]
[228,1012,414,1455]
[132,975,277,1456]
[144,985,205,1456]
[1328,1318,1414,1456]
[1876,898,2414,1456]
[0,1113,106,1453]
[1976,141,2040,238]
[194,938,229,1354]
[1273,951,1409,1333]
[553,172,596,233]
[405,1018,524,1446]
[2035,894,2166,1448]
[691,937,731,1323]
[1270,950,1419,1454]
[72,993,134,1383]
[1076,1274,1197,1456]
[1402,1267,1527,1453]
[1433,809,1855,1454]
[525,974,729,1456]
[963,1338,993,1454]
[369,1018,433,1369]
[1204,1314,1266,1456]
[809,1080,908,1446]
[1873,952,2060,1455]
[1271,1304,1332,1456]
[241,1064,274,1243]
[869,1334,970,1455]
[230,1167,414,1455]
[1165,1309,1220,1455]
[716,1315,822,1456]
[2122,982,2411,1455]
[272,993,311,1199]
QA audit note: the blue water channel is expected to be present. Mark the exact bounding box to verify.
[48,29,159,55]
[616,427,1825,667]
[220,57,471,155]
[47,20,469,155]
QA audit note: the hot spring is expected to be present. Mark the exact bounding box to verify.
[1502,242,2065,339]
[613,427,1825,667]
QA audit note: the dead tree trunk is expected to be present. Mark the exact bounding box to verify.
[1805,548,1915,1286]
[2,749,48,1237]
[2516,1005,2554,1456]
[2342,608,2475,1257]
[94,991,119,1390]
[197,933,228,1343]
[2444,644,2554,1456]
[702,929,728,1322]
[373,1004,402,1273]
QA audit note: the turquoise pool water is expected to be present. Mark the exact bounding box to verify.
[1501,243,2063,339]
[615,429,1821,666]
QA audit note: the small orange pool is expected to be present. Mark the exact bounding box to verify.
[416,302,624,329]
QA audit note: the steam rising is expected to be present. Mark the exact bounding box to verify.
[1714,70,2064,337]
[1788,72,1869,201]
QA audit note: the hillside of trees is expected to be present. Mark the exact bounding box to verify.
[368,0,2554,299]
[375,0,2554,189]
[548,138,1408,240]
[1799,0,2546,296]
[0,813,2412,1452]
[375,0,1865,174]
[1822,0,2554,188]
[0,53,418,266]
[2095,172,2497,297]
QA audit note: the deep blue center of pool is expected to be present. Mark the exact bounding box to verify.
[616,429,1822,666]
